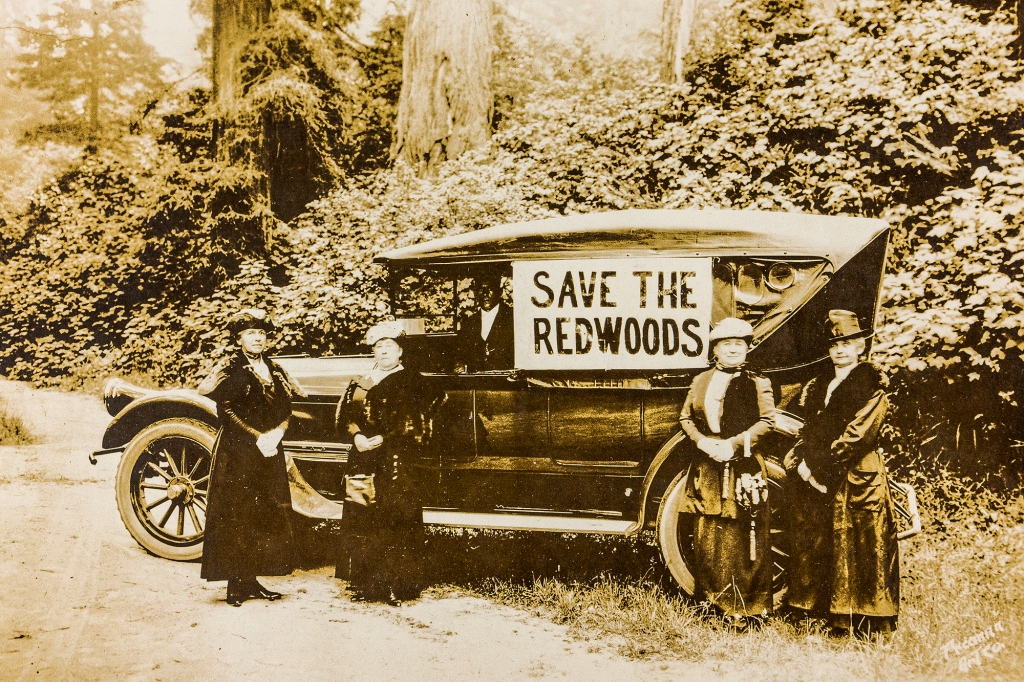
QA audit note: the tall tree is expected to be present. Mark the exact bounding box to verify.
[212,0,271,107]
[391,0,494,175]
[13,0,165,137]
[660,0,698,84]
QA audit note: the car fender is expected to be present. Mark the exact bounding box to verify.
[101,394,219,450]
[635,431,696,530]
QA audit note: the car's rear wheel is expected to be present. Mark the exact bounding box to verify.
[115,419,216,561]
[656,463,789,605]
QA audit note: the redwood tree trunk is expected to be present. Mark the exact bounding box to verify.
[87,37,99,135]
[212,0,271,107]
[660,0,697,84]
[391,0,494,175]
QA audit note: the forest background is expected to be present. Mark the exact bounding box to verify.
[1,0,1023,501]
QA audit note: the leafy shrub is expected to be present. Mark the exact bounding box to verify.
[0,0,1022,481]
[0,397,35,445]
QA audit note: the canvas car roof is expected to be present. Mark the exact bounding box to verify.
[375,209,888,271]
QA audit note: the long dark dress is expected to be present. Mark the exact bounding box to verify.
[199,353,296,581]
[338,367,445,601]
[678,368,776,617]
[786,362,900,634]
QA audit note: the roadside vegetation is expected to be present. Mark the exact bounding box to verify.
[1,0,1021,486]
[414,469,1023,681]
[0,397,36,445]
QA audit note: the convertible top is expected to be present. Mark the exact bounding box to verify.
[375,209,888,271]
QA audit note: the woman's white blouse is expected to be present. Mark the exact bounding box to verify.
[704,369,735,434]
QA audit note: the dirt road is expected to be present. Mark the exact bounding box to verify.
[0,380,741,682]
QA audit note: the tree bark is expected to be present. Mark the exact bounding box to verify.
[391,0,494,175]
[87,25,99,135]
[660,0,697,84]
[212,0,271,107]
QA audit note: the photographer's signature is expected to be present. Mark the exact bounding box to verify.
[940,621,1006,673]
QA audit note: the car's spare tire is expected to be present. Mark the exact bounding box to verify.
[115,419,216,561]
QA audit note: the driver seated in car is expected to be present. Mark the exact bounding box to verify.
[454,273,514,372]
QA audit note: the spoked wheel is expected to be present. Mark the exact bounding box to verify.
[115,419,216,561]
[656,462,790,605]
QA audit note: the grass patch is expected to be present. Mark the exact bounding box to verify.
[409,475,1024,681]
[295,471,1022,679]
[0,397,36,445]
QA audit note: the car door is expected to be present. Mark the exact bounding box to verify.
[437,376,643,518]
[436,374,550,511]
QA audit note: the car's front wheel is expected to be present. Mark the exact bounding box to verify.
[114,419,216,561]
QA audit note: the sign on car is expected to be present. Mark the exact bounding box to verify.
[512,258,713,370]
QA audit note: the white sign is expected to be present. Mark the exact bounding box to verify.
[512,258,713,370]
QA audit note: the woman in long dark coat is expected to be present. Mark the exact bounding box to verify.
[199,309,301,606]
[338,321,445,604]
[784,310,900,639]
[677,317,776,619]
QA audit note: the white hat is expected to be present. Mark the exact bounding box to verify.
[365,320,407,347]
[709,317,754,344]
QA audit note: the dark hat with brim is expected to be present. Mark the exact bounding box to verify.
[228,308,276,337]
[826,309,873,343]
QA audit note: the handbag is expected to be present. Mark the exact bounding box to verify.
[344,474,377,506]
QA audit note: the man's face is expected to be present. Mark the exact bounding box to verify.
[829,338,865,369]
[474,279,502,310]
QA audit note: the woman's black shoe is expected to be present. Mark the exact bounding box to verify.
[226,579,247,606]
[248,580,282,601]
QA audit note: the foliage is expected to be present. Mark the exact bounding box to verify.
[11,0,167,138]
[214,0,404,220]
[0,0,1023,477]
[875,149,1024,481]
[0,100,269,384]
[0,397,36,445]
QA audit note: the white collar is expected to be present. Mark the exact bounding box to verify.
[245,354,271,382]
[833,361,858,383]
[366,363,404,386]
[480,303,501,339]
[825,361,858,405]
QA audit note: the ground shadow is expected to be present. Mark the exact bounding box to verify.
[292,518,675,591]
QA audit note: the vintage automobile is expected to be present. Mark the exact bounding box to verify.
[92,208,919,597]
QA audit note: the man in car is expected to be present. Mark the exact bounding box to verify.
[454,273,514,372]
[783,310,900,640]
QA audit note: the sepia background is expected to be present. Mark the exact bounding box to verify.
[1,0,1022,680]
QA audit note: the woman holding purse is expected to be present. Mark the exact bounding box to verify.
[677,317,776,620]
[199,309,304,606]
[338,321,445,605]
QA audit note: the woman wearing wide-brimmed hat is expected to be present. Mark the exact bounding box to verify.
[337,321,446,604]
[783,310,900,639]
[677,317,776,619]
[198,309,304,606]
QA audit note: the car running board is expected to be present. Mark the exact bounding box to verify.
[421,510,636,535]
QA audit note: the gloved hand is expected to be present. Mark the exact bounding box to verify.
[797,460,828,493]
[698,438,733,462]
[257,428,284,458]
[354,433,383,452]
